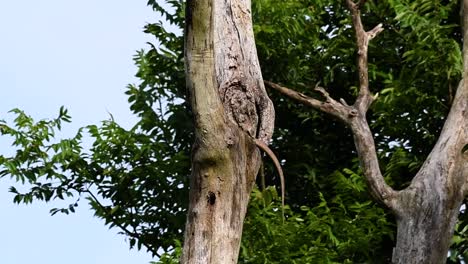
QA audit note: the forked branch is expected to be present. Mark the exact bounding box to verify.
[264,1,397,208]
[346,0,383,114]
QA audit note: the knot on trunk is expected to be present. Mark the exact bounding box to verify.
[221,80,258,138]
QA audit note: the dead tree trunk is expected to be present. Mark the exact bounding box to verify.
[181,0,274,263]
[265,0,468,263]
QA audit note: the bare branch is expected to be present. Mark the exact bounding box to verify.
[342,2,398,208]
[368,23,384,40]
[340,98,350,107]
[264,81,352,122]
[348,120,397,207]
[264,80,397,207]
[346,0,357,10]
[264,3,398,208]
[346,0,383,114]
[313,86,331,100]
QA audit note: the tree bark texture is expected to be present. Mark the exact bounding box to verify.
[181,0,274,263]
[391,1,468,262]
[265,0,468,263]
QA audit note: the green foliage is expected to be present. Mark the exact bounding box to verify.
[150,182,394,264]
[450,207,468,263]
[252,0,358,211]
[369,0,461,157]
[382,148,422,189]
[239,185,393,263]
[1,0,190,256]
[0,107,77,204]
[151,240,182,264]
[0,107,190,255]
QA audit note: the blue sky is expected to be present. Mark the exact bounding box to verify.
[0,1,165,263]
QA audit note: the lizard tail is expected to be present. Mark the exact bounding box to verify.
[254,139,285,222]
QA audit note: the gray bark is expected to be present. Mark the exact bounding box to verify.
[265,0,468,263]
[181,0,274,263]
[391,72,467,263]
[390,1,468,262]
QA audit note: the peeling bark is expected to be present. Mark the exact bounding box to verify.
[181,0,274,263]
